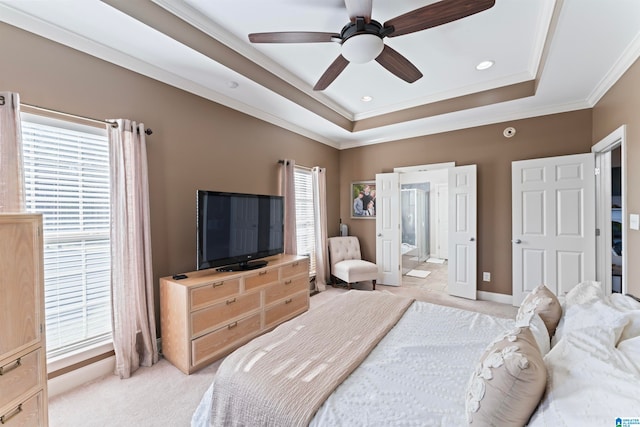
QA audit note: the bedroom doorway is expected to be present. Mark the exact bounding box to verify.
[400,171,448,292]
[593,125,627,295]
[376,163,477,299]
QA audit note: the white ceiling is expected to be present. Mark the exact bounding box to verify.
[1,0,639,149]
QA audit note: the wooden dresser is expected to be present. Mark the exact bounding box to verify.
[160,254,309,374]
[0,214,48,426]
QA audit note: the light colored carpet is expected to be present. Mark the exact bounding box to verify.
[48,285,516,426]
[49,357,222,427]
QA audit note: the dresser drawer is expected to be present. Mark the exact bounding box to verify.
[265,291,308,329]
[0,390,44,427]
[281,259,309,279]
[0,349,42,408]
[190,278,240,311]
[264,276,308,305]
[244,268,279,291]
[191,313,261,367]
[191,292,261,337]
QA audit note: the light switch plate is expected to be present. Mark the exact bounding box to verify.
[630,213,640,230]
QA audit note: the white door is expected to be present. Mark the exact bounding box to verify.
[512,153,596,305]
[435,182,449,259]
[447,165,477,299]
[376,172,401,286]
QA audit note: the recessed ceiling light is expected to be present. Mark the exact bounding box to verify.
[361,95,373,102]
[476,60,494,71]
[227,81,239,89]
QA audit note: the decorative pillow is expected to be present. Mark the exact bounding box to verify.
[466,327,547,426]
[515,285,562,337]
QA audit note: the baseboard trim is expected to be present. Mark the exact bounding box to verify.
[48,355,115,398]
[478,290,513,305]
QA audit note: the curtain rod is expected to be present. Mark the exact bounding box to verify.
[21,103,154,135]
[278,159,311,171]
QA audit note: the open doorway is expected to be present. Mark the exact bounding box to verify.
[611,147,622,293]
[593,125,627,295]
[397,167,450,291]
[377,164,477,298]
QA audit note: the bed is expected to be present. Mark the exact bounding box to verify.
[192,283,640,426]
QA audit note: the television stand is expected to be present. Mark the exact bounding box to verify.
[160,254,310,374]
[216,260,268,272]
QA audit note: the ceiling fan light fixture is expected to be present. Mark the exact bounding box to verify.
[341,34,384,64]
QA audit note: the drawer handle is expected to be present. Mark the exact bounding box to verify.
[211,282,224,288]
[1,404,22,424]
[228,321,238,330]
[226,298,236,305]
[285,298,293,304]
[284,280,292,285]
[258,270,268,276]
[0,358,21,376]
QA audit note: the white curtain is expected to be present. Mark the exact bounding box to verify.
[312,166,328,292]
[108,119,158,379]
[0,91,24,212]
[280,159,297,255]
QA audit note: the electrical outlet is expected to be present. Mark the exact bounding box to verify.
[483,272,491,282]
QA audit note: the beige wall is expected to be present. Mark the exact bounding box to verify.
[339,110,594,295]
[0,23,340,330]
[3,20,638,311]
[593,58,640,297]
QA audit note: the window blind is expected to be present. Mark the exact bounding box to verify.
[21,116,112,359]
[294,167,316,275]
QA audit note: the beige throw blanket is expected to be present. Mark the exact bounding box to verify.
[209,290,415,426]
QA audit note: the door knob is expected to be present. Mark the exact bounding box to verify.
[469,237,475,242]
[377,233,382,237]
[512,239,522,244]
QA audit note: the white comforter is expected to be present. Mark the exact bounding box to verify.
[193,300,515,426]
[310,302,514,426]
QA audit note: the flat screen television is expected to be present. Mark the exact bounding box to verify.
[196,190,284,271]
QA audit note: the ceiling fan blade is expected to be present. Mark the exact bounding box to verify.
[344,0,372,22]
[249,32,340,43]
[314,55,350,90]
[384,0,495,38]
[375,45,423,83]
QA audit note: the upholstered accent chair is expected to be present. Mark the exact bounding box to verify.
[327,236,378,290]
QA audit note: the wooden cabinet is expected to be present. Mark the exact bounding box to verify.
[160,254,309,374]
[0,214,48,426]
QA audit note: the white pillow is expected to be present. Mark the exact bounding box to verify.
[528,327,640,426]
[617,335,640,372]
[564,280,603,306]
[552,299,630,347]
[609,293,640,342]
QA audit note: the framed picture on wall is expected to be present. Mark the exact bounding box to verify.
[351,181,376,219]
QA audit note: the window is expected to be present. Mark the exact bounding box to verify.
[21,114,112,359]
[294,167,316,275]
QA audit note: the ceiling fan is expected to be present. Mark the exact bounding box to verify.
[248,0,496,90]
